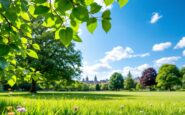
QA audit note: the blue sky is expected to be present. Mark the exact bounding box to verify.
[76,0,185,80]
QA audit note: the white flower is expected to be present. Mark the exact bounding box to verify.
[17,106,26,112]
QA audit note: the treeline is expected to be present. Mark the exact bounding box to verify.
[0,64,185,92]
[70,64,185,91]
[107,64,185,91]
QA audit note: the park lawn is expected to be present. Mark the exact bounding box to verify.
[0,91,185,115]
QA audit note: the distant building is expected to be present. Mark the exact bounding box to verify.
[82,75,109,84]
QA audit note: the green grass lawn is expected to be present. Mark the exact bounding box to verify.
[0,91,185,115]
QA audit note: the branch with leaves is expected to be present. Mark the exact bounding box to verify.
[0,0,128,86]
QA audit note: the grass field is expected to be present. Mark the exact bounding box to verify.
[0,91,185,115]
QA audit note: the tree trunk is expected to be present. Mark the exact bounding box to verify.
[30,78,37,93]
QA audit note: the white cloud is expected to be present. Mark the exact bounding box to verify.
[122,64,150,77]
[94,0,112,11]
[183,50,185,56]
[100,46,149,64]
[154,56,181,67]
[150,12,162,24]
[82,46,150,80]
[100,46,134,63]
[152,42,172,51]
[174,37,185,49]
[133,53,150,58]
[82,62,112,76]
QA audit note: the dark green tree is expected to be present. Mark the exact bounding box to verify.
[109,72,124,90]
[17,26,82,93]
[124,71,135,90]
[95,83,100,91]
[156,64,181,90]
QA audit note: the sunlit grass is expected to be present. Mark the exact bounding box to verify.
[0,91,185,115]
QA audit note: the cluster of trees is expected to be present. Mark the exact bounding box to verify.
[108,64,185,91]
[2,63,185,92]
[0,23,82,93]
[0,0,128,94]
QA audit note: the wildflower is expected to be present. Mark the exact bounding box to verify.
[17,106,26,112]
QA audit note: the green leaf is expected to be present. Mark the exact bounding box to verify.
[27,49,39,59]
[33,71,41,81]
[71,19,79,32]
[42,17,55,27]
[0,57,7,69]
[8,75,16,87]
[104,0,114,6]
[72,6,89,21]
[10,59,16,65]
[32,43,40,51]
[34,5,50,14]
[59,27,73,47]
[21,37,27,43]
[118,0,128,8]
[90,3,102,14]
[87,18,97,33]
[33,0,46,4]
[73,35,82,42]
[85,0,94,5]
[0,0,10,9]
[55,0,73,13]
[0,44,10,56]
[55,29,60,40]
[21,0,29,12]
[5,11,17,23]
[102,19,111,33]
[20,12,30,21]
[24,74,31,81]
[102,10,111,19]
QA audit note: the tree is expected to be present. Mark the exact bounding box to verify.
[95,84,100,91]
[109,72,124,90]
[140,68,157,88]
[101,83,109,90]
[180,67,185,89]
[136,83,142,90]
[0,0,128,86]
[156,64,181,90]
[124,71,135,90]
[17,27,82,93]
[180,67,185,77]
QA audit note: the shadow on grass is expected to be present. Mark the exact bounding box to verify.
[0,92,137,100]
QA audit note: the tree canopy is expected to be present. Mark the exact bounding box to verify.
[124,71,135,90]
[0,0,128,86]
[156,64,181,90]
[140,68,157,87]
[109,72,124,90]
